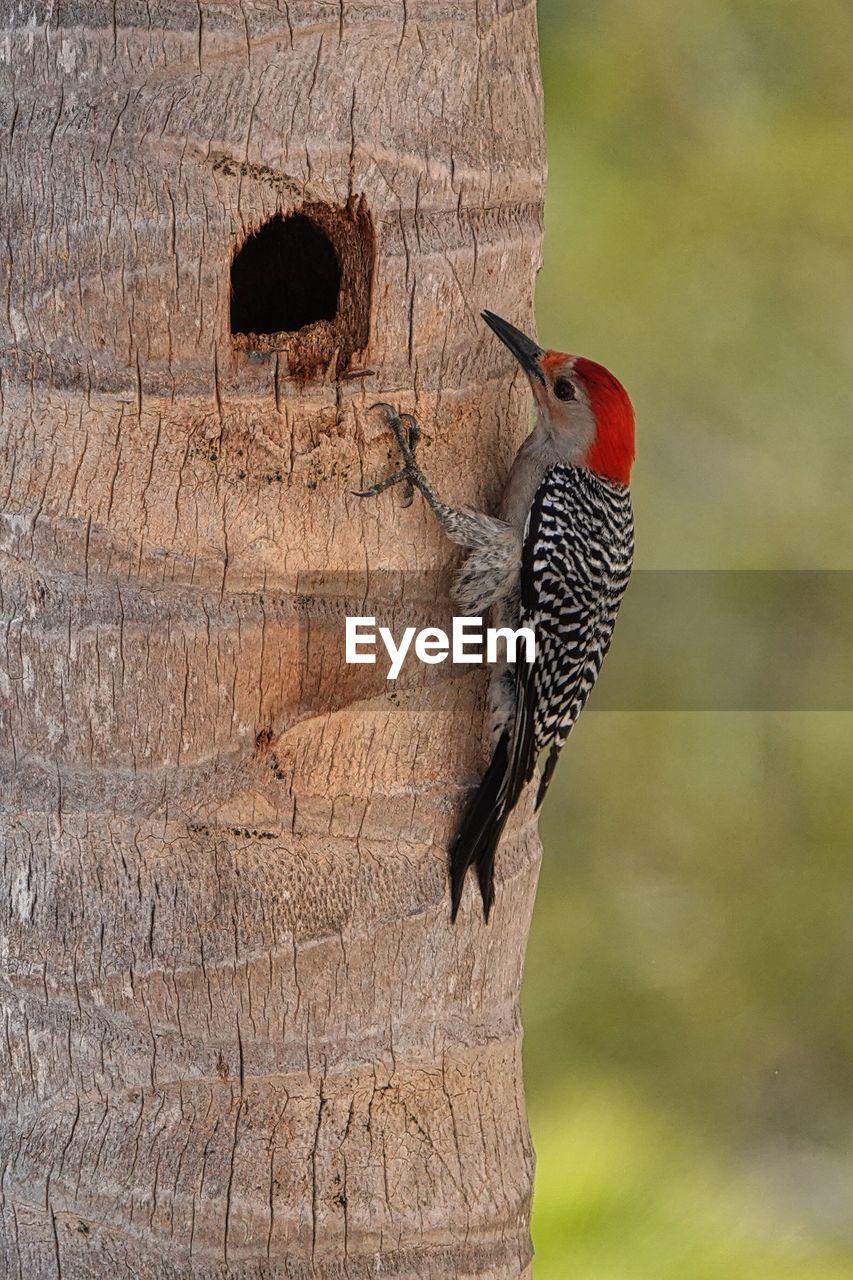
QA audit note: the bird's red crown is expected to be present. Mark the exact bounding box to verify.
[573,356,635,488]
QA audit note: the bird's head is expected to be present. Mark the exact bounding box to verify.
[482,310,635,487]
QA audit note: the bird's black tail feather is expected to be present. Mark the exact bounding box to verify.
[449,733,510,922]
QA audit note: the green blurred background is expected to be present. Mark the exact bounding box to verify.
[526,2,853,1276]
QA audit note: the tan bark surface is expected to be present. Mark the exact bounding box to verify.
[0,0,545,1274]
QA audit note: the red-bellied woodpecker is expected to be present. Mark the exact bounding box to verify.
[356,311,635,922]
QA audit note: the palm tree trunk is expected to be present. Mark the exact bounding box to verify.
[0,0,545,1274]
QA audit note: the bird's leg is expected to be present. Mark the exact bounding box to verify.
[356,404,504,553]
[356,405,524,634]
[397,414,420,508]
[352,465,410,498]
[353,405,422,508]
[356,405,522,616]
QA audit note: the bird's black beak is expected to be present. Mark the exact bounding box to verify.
[481,310,545,385]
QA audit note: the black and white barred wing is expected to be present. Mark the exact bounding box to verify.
[503,464,634,813]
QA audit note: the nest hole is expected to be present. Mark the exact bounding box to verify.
[231,213,340,335]
[230,200,374,377]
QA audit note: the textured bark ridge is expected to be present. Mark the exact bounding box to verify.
[0,0,545,1275]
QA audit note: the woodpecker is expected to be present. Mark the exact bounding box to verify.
[356,311,635,921]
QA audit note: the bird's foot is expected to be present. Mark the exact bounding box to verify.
[353,404,424,508]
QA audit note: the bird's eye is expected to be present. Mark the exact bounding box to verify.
[553,377,576,402]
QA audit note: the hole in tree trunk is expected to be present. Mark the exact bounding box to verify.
[230,214,341,335]
[230,199,374,379]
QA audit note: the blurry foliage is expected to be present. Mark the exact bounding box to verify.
[526,2,853,1275]
[535,0,853,569]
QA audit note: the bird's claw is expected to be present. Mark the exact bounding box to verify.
[351,467,409,499]
[354,404,423,505]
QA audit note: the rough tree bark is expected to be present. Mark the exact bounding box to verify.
[0,0,545,1276]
